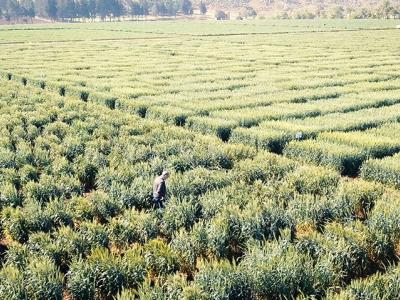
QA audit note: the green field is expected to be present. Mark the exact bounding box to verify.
[1,20,400,299]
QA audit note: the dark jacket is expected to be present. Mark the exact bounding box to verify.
[153,176,166,199]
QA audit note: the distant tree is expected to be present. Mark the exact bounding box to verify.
[96,0,108,19]
[376,0,395,18]
[239,6,256,19]
[130,1,142,16]
[215,9,227,20]
[65,0,76,19]
[139,0,149,15]
[293,9,315,19]
[21,0,35,18]
[6,0,21,19]
[149,3,158,15]
[88,0,96,19]
[46,0,58,20]
[181,0,192,15]
[199,1,206,15]
[77,0,90,18]
[57,0,75,19]
[329,5,345,18]
[276,10,289,19]
[353,7,372,19]
[111,0,124,19]
[165,0,179,16]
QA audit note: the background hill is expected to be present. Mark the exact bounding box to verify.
[198,0,400,18]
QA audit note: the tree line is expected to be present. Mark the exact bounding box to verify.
[0,0,206,21]
[276,0,400,20]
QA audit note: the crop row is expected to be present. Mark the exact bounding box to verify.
[232,103,400,154]
[283,122,400,176]
[1,80,400,299]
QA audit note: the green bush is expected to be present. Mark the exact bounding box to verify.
[318,130,400,159]
[143,238,180,277]
[24,174,81,204]
[206,202,293,260]
[1,207,30,242]
[199,183,254,220]
[108,177,153,210]
[0,148,16,169]
[25,257,63,300]
[14,141,35,167]
[147,106,194,126]
[367,191,400,261]
[333,179,384,221]
[43,121,70,140]
[54,226,88,267]
[109,208,158,247]
[286,193,335,231]
[136,274,189,300]
[284,139,366,176]
[169,168,232,199]
[0,168,21,190]
[120,248,146,289]
[241,240,340,299]
[186,116,237,141]
[62,135,86,161]
[194,259,251,300]
[241,198,293,241]
[68,196,94,221]
[361,153,400,189]
[0,265,26,300]
[78,221,110,252]
[68,248,126,300]
[240,240,313,298]
[230,127,292,153]
[45,198,73,227]
[22,199,52,233]
[284,165,340,196]
[307,222,373,280]
[161,197,199,237]
[3,242,30,269]
[233,152,296,184]
[67,257,96,300]
[18,164,39,185]
[334,264,400,299]
[116,288,136,300]
[89,190,122,223]
[0,182,21,208]
[27,232,63,266]
[170,222,208,274]
[206,208,245,259]
[74,158,97,191]
[169,146,234,172]
[88,247,126,298]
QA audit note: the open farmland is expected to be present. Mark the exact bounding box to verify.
[1,20,400,299]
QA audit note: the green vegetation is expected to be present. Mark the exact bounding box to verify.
[0,20,400,299]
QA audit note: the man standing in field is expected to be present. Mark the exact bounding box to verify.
[153,171,169,209]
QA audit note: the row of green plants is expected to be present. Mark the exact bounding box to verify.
[361,153,400,189]
[1,79,400,299]
[210,89,400,128]
[282,122,400,176]
[1,177,399,299]
[229,102,400,156]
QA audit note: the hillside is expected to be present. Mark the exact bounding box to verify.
[199,0,400,18]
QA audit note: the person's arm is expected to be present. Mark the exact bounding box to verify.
[155,180,163,199]
[158,180,166,200]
